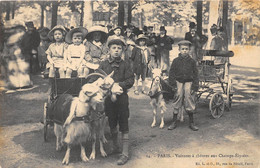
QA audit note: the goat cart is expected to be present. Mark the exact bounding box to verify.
[196,50,235,119]
[43,71,106,142]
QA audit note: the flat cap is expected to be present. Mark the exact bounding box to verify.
[177,40,192,46]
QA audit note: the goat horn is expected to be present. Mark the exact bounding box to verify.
[85,73,106,81]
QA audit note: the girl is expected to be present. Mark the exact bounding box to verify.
[65,27,88,78]
[85,25,108,64]
[46,25,67,78]
[130,34,151,95]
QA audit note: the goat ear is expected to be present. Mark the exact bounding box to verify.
[108,71,114,78]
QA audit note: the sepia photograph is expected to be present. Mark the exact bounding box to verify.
[0,0,259,167]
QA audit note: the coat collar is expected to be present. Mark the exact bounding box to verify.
[108,56,122,68]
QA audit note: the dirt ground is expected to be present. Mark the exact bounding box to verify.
[0,46,260,168]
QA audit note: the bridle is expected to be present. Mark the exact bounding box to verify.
[149,75,163,98]
[100,81,115,97]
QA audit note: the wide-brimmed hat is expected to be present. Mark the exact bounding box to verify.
[177,40,192,46]
[113,26,122,31]
[39,27,50,40]
[107,36,126,47]
[135,34,148,44]
[48,25,67,40]
[85,25,108,44]
[65,27,88,44]
[189,22,196,29]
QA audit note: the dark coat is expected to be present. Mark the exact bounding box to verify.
[130,46,151,75]
[21,30,41,54]
[99,56,134,93]
[156,35,174,51]
[99,56,134,115]
[169,54,199,91]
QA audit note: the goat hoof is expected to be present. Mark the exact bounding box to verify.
[81,155,89,162]
[102,137,108,144]
[89,153,95,160]
[101,151,107,157]
[62,158,69,165]
[151,123,156,128]
[159,125,164,129]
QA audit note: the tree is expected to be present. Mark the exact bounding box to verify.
[51,1,59,28]
[37,1,51,28]
[118,1,125,27]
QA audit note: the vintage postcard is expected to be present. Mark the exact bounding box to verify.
[0,0,259,168]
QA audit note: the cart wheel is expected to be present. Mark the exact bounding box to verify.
[226,78,233,111]
[209,93,225,118]
[43,102,48,142]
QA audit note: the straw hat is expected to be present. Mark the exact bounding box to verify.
[85,25,108,44]
[48,25,67,40]
[135,34,148,44]
[65,27,88,44]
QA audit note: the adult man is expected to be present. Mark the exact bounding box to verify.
[20,21,41,74]
[156,26,174,76]
[185,22,208,62]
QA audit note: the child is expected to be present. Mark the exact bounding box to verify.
[85,25,108,64]
[98,37,134,165]
[130,34,150,95]
[168,40,199,131]
[37,27,50,72]
[46,25,67,78]
[65,27,88,78]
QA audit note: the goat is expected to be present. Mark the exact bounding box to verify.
[87,71,123,160]
[148,68,167,128]
[148,68,184,128]
[50,83,104,165]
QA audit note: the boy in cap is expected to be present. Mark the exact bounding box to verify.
[168,40,199,131]
[99,37,134,165]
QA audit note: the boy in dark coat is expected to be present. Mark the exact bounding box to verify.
[168,40,199,131]
[99,37,134,165]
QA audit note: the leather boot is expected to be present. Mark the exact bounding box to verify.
[188,113,199,131]
[168,113,178,130]
[117,133,129,165]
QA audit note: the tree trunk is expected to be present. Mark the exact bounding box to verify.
[83,1,93,29]
[127,1,132,26]
[206,0,220,49]
[40,4,45,28]
[118,1,124,27]
[223,0,228,49]
[5,2,10,21]
[11,1,15,19]
[51,1,58,28]
[0,1,5,52]
[80,1,84,26]
[196,1,203,36]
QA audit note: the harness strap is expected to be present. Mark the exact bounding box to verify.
[72,115,91,123]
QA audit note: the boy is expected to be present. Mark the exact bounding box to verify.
[99,37,134,165]
[168,40,199,131]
